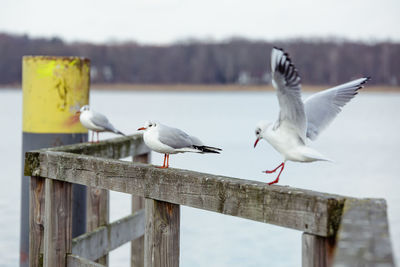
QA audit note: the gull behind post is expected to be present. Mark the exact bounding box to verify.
[77,105,125,142]
[254,47,370,185]
[138,121,222,168]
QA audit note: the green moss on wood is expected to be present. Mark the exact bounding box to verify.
[327,198,345,236]
[39,253,43,267]
[24,151,41,176]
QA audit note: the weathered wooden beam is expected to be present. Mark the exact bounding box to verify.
[43,178,73,267]
[87,186,109,266]
[302,233,335,267]
[72,210,145,261]
[25,150,345,237]
[29,176,45,267]
[67,254,105,267]
[132,153,150,267]
[145,199,180,267]
[333,199,395,266]
[33,134,150,160]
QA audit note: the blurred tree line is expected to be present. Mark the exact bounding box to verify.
[0,32,399,86]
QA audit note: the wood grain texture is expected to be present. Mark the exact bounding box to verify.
[72,210,145,261]
[67,254,105,267]
[302,233,335,267]
[87,187,109,266]
[29,176,45,267]
[132,153,150,267]
[43,178,73,267]
[25,150,345,237]
[24,134,149,165]
[26,135,396,266]
[333,198,395,266]
[144,199,180,267]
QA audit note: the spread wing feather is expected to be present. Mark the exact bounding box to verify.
[305,77,370,140]
[271,47,307,142]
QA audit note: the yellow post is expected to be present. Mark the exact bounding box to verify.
[22,56,90,133]
[21,56,90,267]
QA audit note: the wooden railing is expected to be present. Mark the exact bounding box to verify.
[24,134,396,267]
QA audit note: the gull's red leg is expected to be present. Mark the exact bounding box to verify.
[157,154,167,168]
[263,162,285,185]
[267,163,285,185]
[264,162,284,174]
[166,154,170,168]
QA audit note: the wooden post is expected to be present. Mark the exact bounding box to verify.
[43,179,73,267]
[29,176,45,267]
[21,56,89,267]
[302,233,335,267]
[131,153,150,267]
[144,199,180,267]
[87,187,109,265]
[333,199,395,265]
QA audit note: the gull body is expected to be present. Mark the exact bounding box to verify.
[254,47,370,185]
[257,120,327,163]
[138,121,221,168]
[77,105,125,142]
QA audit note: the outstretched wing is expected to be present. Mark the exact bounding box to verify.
[271,47,306,142]
[305,77,370,140]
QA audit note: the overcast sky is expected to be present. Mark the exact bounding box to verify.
[1,0,399,44]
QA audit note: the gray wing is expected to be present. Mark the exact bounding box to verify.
[158,124,194,149]
[305,77,370,140]
[90,110,116,132]
[189,136,203,146]
[271,47,307,142]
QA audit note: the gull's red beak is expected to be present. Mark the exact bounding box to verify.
[75,111,81,115]
[254,138,260,148]
[137,127,147,131]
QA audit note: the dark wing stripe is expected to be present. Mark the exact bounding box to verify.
[273,48,301,88]
[271,47,307,141]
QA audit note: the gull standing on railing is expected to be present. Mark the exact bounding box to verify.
[138,121,221,168]
[76,105,125,143]
[254,47,370,185]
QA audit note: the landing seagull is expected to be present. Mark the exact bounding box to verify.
[138,121,222,168]
[76,105,125,143]
[254,47,370,185]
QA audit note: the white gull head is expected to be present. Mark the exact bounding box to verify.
[254,120,273,148]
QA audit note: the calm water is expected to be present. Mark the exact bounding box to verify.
[0,89,399,266]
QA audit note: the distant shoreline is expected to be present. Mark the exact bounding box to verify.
[1,84,399,92]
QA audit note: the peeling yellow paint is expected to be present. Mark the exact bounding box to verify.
[23,56,90,133]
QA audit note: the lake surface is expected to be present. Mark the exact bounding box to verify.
[1,89,399,266]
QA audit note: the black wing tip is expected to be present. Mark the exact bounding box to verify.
[357,76,372,90]
[193,145,222,154]
[272,47,301,87]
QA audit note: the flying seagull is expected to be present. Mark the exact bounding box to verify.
[138,121,221,168]
[76,105,125,143]
[254,47,370,185]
